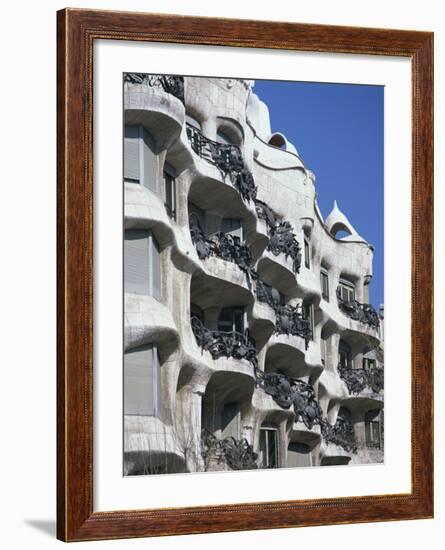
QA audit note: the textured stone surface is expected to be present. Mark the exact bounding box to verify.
[122,75,384,474]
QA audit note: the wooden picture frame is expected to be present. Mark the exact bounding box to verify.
[57,8,434,542]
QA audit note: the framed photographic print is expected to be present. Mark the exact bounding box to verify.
[57,8,434,542]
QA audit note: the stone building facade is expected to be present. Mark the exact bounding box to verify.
[123,74,384,475]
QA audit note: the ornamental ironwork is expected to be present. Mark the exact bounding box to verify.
[255,200,302,273]
[191,316,258,367]
[336,287,380,328]
[255,279,312,347]
[186,124,257,202]
[124,73,185,104]
[189,216,255,280]
[274,304,312,347]
[322,413,358,453]
[338,362,384,395]
[254,370,324,430]
[201,430,258,471]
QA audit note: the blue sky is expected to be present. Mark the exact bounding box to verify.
[254,80,384,309]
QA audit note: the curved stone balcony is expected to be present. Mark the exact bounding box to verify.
[124,294,179,356]
[189,222,255,281]
[338,363,384,397]
[124,415,187,474]
[256,254,298,298]
[186,124,257,204]
[201,430,258,472]
[125,183,199,274]
[319,441,351,466]
[254,370,325,432]
[254,198,302,293]
[124,78,185,151]
[183,317,257,382]
[321,412,358,457]
[336,288,380,330]
[289,422,322,450]
[190,316,257,366]
[265,331,323,381]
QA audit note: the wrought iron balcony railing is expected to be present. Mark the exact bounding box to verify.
[322,413,358,453]
[186,124,257,203]
[255,370,323,430]
[255,279,312,347]
[255,199,302,273]
[338,362,384,395]
[124,73,185,104]
[201,430,258,471]
[191,316,258,367]
[189,217,254,280]
[336,287,380,328]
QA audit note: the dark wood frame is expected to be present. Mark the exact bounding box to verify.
[57,8,434,542]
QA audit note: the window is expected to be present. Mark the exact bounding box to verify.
[124,125,157,192]
[363,357,376,370]
[221,218,243,240]
[164,164,176,221]
[338,279,355,302]
[286,441,312,467]
[124,344,161,416]
[302,301,315,340]
[320,268,329,301]
[304,235,311,269]
[124,230,161,300]
[259,424,279,468]
[339,340,352,369]
[365,410,382,448]
[221,402,241,440]
[218,307,245,334]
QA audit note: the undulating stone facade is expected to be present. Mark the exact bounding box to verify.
[123,74,384,475]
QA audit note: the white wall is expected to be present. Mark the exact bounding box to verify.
[0,0,442,548]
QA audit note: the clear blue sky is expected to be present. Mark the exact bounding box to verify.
[254,80,384,309]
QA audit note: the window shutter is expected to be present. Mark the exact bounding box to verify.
[124,346,155,415]
[150,235,161,301]
[124,125,140,182]
[124,230,150,295]
[142,129,157,192]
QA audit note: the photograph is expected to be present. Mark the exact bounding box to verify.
[122,73,385,476]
